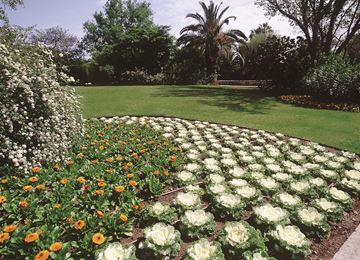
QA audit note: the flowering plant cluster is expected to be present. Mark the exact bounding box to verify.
[0,39,81,171]
[211,193,245,219]
[97,242,137,260]
[253,204,290,230]
[173,192,202,212]
[183,238,225,260]
[0,120,181,259]
[179,209,216,239]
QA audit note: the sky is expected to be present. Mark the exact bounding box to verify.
[7,0,299,38]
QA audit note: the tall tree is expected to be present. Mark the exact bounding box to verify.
[177,1,247,83]
[82,0,153,53]
[0,0,23,23]
[255,0,360,64]
[249,22,274,38]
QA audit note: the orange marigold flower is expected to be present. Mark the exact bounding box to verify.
[32,166,41,174]
[119,214,128,222]
[127,173,134,178]
[49,242,63,252]
[29,176,38,182]
[24,232,39,243]
[153,170,160,176]
[3,224,16,233]
[54,203,61,209]
[105,157,113,163]
[132,153,138,159]
[115,186,125,193]
[126,162,133,168]
[95,190,104,196]
[34,250,49,260]
[20,200,29,208]
[59,178,69,185]
[65,160,74,166]
[91,159,99,164]
[140,149,146,154]
[92,233,105,245]
[36,184,45,190]
[74,220,85,230]
[128,180,137,187]
[163,171,170,177]
[115,156,123,161]
[0,232,10,243]
[77,177,86,184]
[23,185,33,191]
[169,155,177,162]
[98,181,106,188]
[96,210,104,218]
[0,195,6,204]
[98,145,105,150]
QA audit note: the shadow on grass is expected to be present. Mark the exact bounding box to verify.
[155,86,276,114]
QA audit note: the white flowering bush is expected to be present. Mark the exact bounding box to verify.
[183,238,225,260]
[142,202,177,225]
[253,204,290,229]
[211,193,245,219]
[266,225,311,259]
[256,177,281,195]
[139,222,182,258]
[173,192,201,212]
[97,242,137,260]
[234,185,262,206]
[218,221,266,258]
[176,170,197,186]
[0,39,81,171]
[292,207,331,240]
[272,192,303,211]
[179,209,216,239]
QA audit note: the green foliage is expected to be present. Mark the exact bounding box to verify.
[304,54,360,101]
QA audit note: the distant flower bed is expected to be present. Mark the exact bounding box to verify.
[279,95,360,112]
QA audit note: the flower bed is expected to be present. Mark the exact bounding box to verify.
[279,95,360,112]
[1,115,360,259]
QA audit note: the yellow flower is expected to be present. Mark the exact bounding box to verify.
[3,224,16,233]
[129,180,137,187]
[0,232,10,243]
[49,242,63,252]
[32,166,41,174]
[74,220,85,230]
[36,184,45,190]
[22,185,33,191]
[96,210,104,218]
[92,233,105,245]
[119,214,128,222]
[29,176,39,182]
[115,186,125,193]
[77,177,86,184]
[59,178,69,185]
[54,203,61,209]
[0,195,6,204]
[24,232,39,243]
[34,250,49,260]
[19,200,29,208]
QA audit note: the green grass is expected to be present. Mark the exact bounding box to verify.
[76,85,360,153]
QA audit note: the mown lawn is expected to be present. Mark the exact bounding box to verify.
[76,85,360,153]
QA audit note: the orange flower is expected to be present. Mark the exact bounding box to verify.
[0,232,9,243]
[163,171,170,177]
[20,200,29,208]
[129,180,137,187]
[127,173,134,178]
[49,242,63,252]
[54,203,61,209]
[92,233,105,245]
[65,160,74,166]
[0,195,6,204]
[95,190,104,196]
[96,210,104,218]
[132,153,138,159]
[32,166,41,174]
[105,157,113,163]
[60,178,69,185]
[132,205,139,210]
[115,156,123,161]
[98,145,105,150]
[36,184,45,190]
[3,224,16,233]
[153,170,160,176]
[77,177,86,184]
[115,186,125,193]
[29,176,38,182]
[1,178,8,184]
[23,185,33,191]
[169,155,177,162]
[24,232,39,243]
[74,220,85,230]
[91,159,99,164]
[98,182,106,188]
[119,214,128,222]
[126,162,133,168]
[34,250,49,260]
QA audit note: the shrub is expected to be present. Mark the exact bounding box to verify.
[0,38,81,171]
[120,68,165,85]
[304,55,360,101]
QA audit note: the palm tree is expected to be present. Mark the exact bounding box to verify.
[177,1,247,83]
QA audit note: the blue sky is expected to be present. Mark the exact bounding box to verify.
[8,0,298,38]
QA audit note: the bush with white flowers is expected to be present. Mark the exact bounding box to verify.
[272,192,303,211]
[97,243,137,260]
[266,225,311,259]
[142,202,177,225]
[234,185,262,206]
[292,207,330,240]
[212,193,245,219]
[183,238,225,260]
[173,192,201,212]
[218,221,266,257]
[0,39,81,171]
[179,209,216,239]
[139,222,182,258]
[253,204,290,229]
[176,171,197,186]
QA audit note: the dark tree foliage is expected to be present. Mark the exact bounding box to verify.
[249,22,274,39]
[256,0,360,64]
[177,1,247,83]
[248,36,311,92]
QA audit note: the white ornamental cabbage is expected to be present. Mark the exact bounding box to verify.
[270,225,308,247]
[97,242,136,260]
[186,239,222,260]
